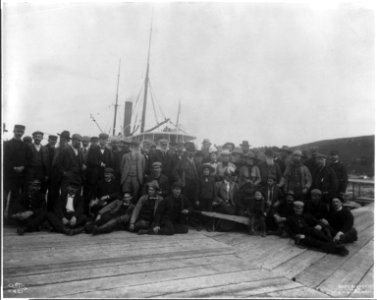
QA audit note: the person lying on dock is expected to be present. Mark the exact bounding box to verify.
[129,181,163,234]
[146,182,191,235]
[47,180,87,236]
[317,197,357,244]
[86,193,134,235]
[11,179,47,235]
[286,201,349,256]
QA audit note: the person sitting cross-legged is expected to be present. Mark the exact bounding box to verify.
[11,179,47,235]
[129,181,163,234]
[149,182,192,235]
[318,197,357,244]
[47,180,87,236]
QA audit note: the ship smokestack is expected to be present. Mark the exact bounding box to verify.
[123,101,133,137]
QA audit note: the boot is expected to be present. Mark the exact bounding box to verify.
[93,219,118,235]
[70,226,85,236]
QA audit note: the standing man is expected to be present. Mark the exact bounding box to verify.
[81,136,91,164]
[312,153,339,204]
[151,139,174,180]
[240,140,250,155]
[259,149,282,186]
[48,130,71,211]
[279,150,312,200]
[120,141,146,203]
[4,124,31,221]
[27,131,50,188]
[201,139,212,162]
[329,150,348,198]
[143,162,170,198]
[86,133,113,207]
[42,135,57,195]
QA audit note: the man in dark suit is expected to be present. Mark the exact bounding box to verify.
[57,134,85,192]
[42,135,57,195]
[27,131,50,189]
[86,133,113,211]
[48,130,71,212]
[329,150,348,198]
[151,139,174,180]
[143,162,170,198]
[47,180,87,235]
[311,153,339,205]
[4,124,32,222]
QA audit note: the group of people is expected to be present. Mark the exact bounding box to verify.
[4,124,357,256]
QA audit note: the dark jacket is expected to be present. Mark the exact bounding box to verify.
[326,207,354,233]
[198,175,216,211]
[4,138,31,184]
[27,144,50,181]
[54,191,84,219]
[143,174,170,198]
[329,162,348,194]
[304,200,329,220]
[12,191,46,215]
[87,146,114,185]
[154,194,191,226]
[96,179,121,202]
[151,150,174,179]
[258,162,282,186]
[57,146,84,185]
[286,213,319,237]
[312,166,339,199]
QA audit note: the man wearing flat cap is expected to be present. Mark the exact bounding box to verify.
[4,124,32,222]
[48,130,71,211]
[312,153,339,204]
[304,189,328,220]
[11,179,47,235]
[143,161,170,198]
[27,131,50,189]
[278,149,312,200]
[86,133,114,212]
[329,150,348,197]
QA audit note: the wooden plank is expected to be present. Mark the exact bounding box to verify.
[4,254,246,287]
[272,249,326,279]
[294,224,374,288]
[199,211,250,225]
[349,265,374,298]
[4,265,269,298]
[265,286,331,298]
[317,239,374,297]
[54,269,274,298]
[158,276,302,298]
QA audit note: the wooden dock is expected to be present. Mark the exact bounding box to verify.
[3,204,374,298]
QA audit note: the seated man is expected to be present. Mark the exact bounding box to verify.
[129,181,163,234]
[271,190,295,237]
[88,167,121,218]
[88,193,134,235]
[47,180,87,235]
[304,189,329,220]
[319,197,357,244]
[11,179,47,235]
[143,162,170,198]
[151,182,192,235]
[286,201,349,256]
[262,174,283,231]
[213,170,239,231]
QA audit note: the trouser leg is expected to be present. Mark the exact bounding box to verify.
[24,210,47,231]
[47,212,66,233]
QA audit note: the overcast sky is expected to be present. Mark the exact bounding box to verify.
[2,1,375,147]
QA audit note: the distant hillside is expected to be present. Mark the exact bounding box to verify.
[294,135,375,177]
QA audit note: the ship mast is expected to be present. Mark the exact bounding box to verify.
[112,59,121,136]
[140,22,153,133]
